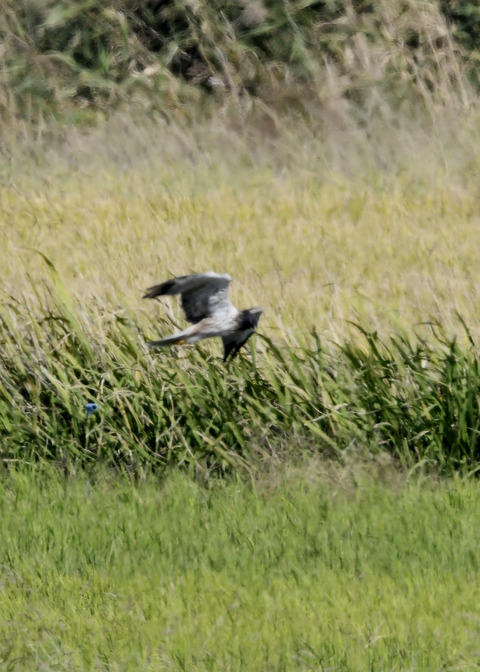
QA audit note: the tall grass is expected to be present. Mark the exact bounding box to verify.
[2,112,480,473]
[2,273,480,473]
[0,0,477,125]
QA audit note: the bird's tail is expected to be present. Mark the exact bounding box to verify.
[147,334,187,349]
[146,325,196,349]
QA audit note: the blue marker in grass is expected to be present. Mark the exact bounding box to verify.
[85,403,99,416]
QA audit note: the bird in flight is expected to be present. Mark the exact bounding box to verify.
[144,272,263,361]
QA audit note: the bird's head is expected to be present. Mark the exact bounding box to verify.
[241,307,263,330]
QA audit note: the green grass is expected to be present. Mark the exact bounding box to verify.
[1,465,480,671]
[2,7,480,666]
[3,272,480,471]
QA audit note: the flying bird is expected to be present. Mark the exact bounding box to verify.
[144,272,263,361]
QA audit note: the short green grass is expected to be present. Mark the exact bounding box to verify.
[1,465,480,671]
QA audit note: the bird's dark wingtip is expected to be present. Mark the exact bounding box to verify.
[223,342,244,363]
[143,279,176,300]
[143,287,157,300]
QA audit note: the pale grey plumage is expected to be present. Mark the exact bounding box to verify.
[144,272,263,361]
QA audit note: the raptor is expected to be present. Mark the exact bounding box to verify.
[144,272,263,361]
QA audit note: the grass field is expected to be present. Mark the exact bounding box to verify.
[2,113,480,469]
[2,111,480,668]
[1,465,480,671]
[3,113,480,342]
[3,1,480,666]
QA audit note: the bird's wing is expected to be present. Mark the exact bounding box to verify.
[221,329,255,361]
[144,272,233,324]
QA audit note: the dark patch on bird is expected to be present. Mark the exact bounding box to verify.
[222,308,262,362]
[238,308,262,331]
[143,278,180,299]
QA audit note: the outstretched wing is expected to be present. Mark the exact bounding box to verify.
[144,272,234,324]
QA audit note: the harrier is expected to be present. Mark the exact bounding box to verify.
[144,272,263,361]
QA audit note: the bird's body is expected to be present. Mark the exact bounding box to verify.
[144,272,263,361]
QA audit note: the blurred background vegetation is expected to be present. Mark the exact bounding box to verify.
[1,0,479,127]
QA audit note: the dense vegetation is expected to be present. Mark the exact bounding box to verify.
[1,0,480,124]
[2,280,480,474]
[2,137,480,477]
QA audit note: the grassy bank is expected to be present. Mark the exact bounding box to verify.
[1,466,480,671]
